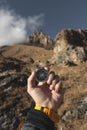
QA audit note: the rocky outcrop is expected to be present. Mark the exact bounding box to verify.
[0,56,33,130]
[26,30,54,50]
[52,29,87,65]
[57,96,87,130]
[61,96,87,121]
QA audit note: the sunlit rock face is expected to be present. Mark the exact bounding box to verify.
[53,29,87,65]
[26,30,54,49]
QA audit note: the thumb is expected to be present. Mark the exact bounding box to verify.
[28,71,36,89]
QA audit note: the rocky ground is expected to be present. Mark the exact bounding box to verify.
[0,44,87,130]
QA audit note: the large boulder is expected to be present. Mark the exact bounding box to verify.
[52,29,87,65]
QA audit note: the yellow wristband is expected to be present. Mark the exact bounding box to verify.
[34,106,59,123]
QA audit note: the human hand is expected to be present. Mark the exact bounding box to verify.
[27,68,63,111]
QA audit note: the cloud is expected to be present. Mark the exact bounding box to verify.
[27,14,44,33]
[0,7,45,46]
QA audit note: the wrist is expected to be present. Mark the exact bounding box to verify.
[34,105,59,123]
[35,103,58,112]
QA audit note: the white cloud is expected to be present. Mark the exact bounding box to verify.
[28,14,44,33]
[0,7,45,46]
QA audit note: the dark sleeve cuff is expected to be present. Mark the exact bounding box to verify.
[24,109,56,130]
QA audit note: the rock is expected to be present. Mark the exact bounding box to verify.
[0,73,28,89]
[52,29,87,65]
[26,30,54,50]
[52,46,87,65]
[61,109,78,121]
[0,109,19,130]
[35,60,51,68]
[61,96,87,122]
[54,29,87,50]
[12,117,20,130]
[0,56,31,130]
[0,57,25,72]
[27,57,34,63]
[0,107,15,130]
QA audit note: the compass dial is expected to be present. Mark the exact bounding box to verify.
[36,68,48,82]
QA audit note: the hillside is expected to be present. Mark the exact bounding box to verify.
[0,29,87,130]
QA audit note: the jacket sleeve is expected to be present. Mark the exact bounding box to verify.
[23,109,56,130]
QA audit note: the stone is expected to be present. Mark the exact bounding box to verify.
[27,57,34,63]
[52,29,87,65]
[26,30,54,50]
[0,56,31,130]
[61,96,87,122]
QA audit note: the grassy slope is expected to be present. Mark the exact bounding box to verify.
[1,44,87,130]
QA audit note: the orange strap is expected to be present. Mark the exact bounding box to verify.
[34,106,59,123]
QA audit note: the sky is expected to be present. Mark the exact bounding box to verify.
[0,0,87,46]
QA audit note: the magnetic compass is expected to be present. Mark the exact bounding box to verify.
[36,68,48,82]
